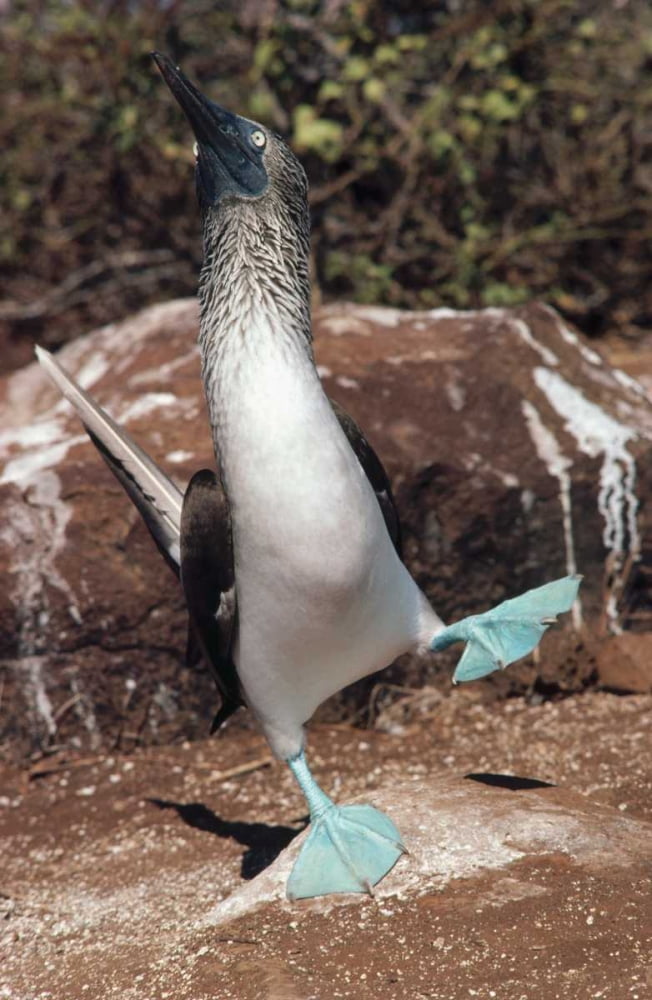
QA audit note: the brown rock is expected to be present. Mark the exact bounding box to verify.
[595,632,652,692]
[1,299,651,758]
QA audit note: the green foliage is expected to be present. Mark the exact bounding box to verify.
[292,106,344,161]
[0,0,650,362]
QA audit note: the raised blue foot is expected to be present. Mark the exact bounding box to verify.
[430,574,581,683]
[286,751,405,900]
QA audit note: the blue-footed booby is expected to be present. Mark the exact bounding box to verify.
[36,53,580,901]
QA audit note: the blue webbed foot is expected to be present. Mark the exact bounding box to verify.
[286,751,405,901]
[287,802,405,900]
[430,574,581,683]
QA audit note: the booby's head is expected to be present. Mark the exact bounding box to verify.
[153,53,312,352]
[152,52,308,223]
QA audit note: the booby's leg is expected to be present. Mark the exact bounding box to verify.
[431,575,581,683]
[285,751,406,900]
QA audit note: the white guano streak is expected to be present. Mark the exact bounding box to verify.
[510,319,559,367]
[521,401,582,629]
[534,367,639,563]
[556,319,603,366]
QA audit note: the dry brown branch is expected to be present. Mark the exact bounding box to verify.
[0,251,178,322]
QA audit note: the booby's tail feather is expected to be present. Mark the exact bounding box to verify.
[35,346,183,570]
[430,575,581,683]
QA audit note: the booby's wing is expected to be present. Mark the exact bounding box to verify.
[180,469,242,731]
[330,400,402,557]
[36,347,241,730]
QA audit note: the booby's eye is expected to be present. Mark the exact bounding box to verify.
[250,129,266,149]
[192,141,199,159]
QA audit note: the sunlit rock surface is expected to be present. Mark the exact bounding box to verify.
[204,772,650,927]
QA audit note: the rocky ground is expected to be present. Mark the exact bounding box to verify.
[1,688,650,1000]
[2,301,651,998]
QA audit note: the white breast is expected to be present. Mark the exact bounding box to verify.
[206,318,440,758]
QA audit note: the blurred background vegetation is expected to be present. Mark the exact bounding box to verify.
[1,0,650,373]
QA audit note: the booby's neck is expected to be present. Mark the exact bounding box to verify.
[197,197,317,456]
[198,199,312,360]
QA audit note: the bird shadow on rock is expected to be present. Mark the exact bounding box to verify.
[148,798,307,880]
[464,773,556,791]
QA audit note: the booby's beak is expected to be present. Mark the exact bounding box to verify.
[152,51,268,205]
